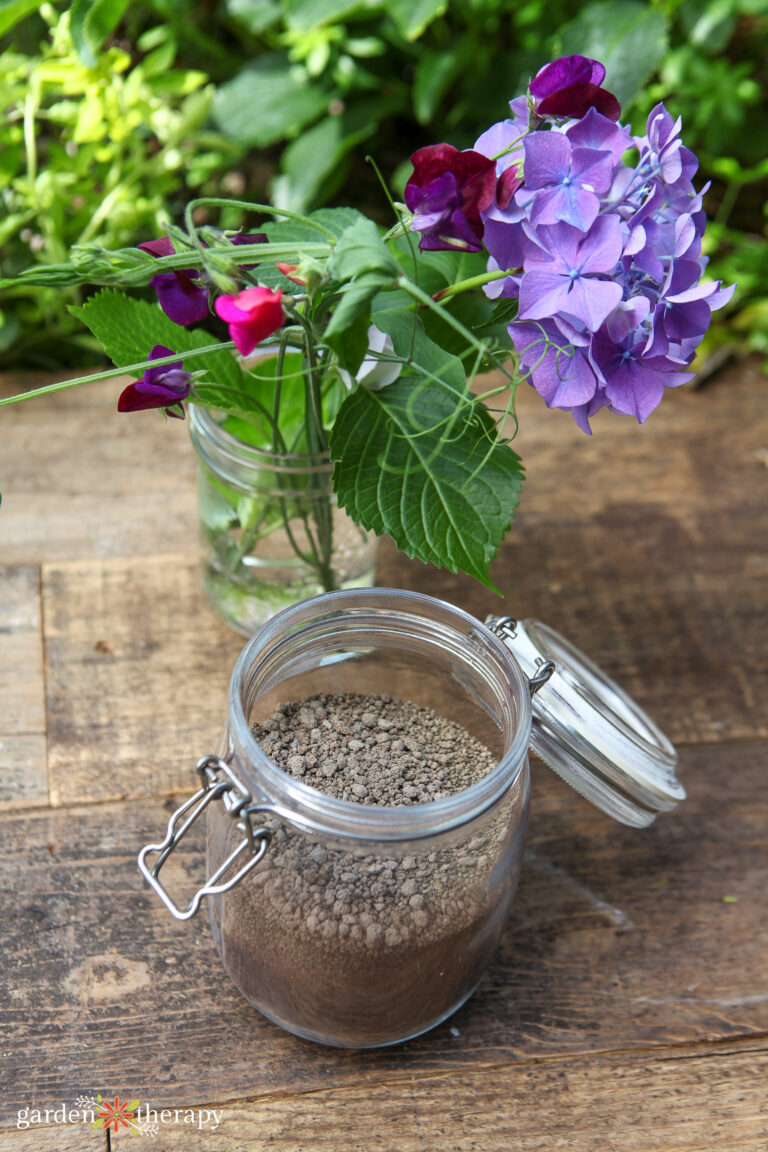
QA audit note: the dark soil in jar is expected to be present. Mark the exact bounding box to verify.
[216,693,523,1047]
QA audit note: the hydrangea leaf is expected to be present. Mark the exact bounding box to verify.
[330,372,524,589]
[328,217,399,282]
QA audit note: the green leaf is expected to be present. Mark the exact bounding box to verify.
[413,47,462,123]
[557,1,668,109]
[70,0,132,67]
[225,0,282,34]
[282,0,383,30]
[69,289,247,398]
[212,55,330,147]
[385,0,447,40]
[373,305,467,394]
[325,274,387,342]
[0,0,41,37]
[324,297,374,373]
[273,102,384,213]
[330,375,523,587]
[328,217,398,281]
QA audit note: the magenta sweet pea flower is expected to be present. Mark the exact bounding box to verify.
[530,55,621,122]
[117,345,191,419]
[405,144,497,252]
[215,287,284,356]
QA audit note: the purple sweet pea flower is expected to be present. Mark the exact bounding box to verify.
[117,345,192,419]
[518,217,625,331]
[405,144,497,251]
[138,237,209,326]
[520,131,614,230]
[138,233,268,326]
[530,55,621,121]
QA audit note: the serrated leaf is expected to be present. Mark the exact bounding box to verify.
[373,305,467,394]
[70,0,132,67]
[69,289,247,400]
[557,1,668,109]
[330,375,523,587]
[329,217,399,283]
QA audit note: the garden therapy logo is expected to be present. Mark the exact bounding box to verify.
[16,1094,223,1136]
[88,1094,224,1136]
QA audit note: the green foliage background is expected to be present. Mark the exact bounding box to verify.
[2,0,766,367]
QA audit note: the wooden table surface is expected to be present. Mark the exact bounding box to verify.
[0,360,766,1151]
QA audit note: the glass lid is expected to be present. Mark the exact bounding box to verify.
[485,616,685,828]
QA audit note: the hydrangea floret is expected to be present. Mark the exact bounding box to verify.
[0,55,734,592]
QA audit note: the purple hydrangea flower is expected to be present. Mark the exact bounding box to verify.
[117,345,191,419]
[471,84,734,431]
[510,320,598,408]
[590,302,695,423]
[518,217,624,332]
[520,131,614,230]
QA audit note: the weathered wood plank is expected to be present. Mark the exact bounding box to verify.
[0,566,47,808]
[116,1043,768,1152]
[1,361,765,570]
[0,742,764,1121]
[0,373,196,565]
[41,555,243,805]
[41,519,766,811]
[1,1045,766,1151]
[0,1129,105,1151]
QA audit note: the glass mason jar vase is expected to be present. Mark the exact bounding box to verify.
[189,403,376,636]
[139,589,684,1049]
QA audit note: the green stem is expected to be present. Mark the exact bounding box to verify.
[0,344,235,407]
[397,277,518,384]
[183,197,340,241]
[432,267,518,302]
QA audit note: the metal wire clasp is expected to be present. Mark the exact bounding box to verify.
[486,615,556,697]
[137,755,272,921]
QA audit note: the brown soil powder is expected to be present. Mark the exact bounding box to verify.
[215,693,522,1046]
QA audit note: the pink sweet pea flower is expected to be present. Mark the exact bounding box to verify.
[214,287,285,356]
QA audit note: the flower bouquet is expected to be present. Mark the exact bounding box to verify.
[1,54,733,633]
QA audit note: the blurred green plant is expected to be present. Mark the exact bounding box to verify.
[0,1,241,366]
[3,0,766,367]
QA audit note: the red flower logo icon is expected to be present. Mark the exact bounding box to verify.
[94,1095,139,1133]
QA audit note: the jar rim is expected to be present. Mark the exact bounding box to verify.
[226,588,532,842]
[189,403,332,471]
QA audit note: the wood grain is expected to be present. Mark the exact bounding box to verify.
[0,361,765,1146]
[0,566,47,808]
[114,1042,768,1152]
[1,1044,766,1151]
[0,740,764,1122]
[0,373,196,565]
[41,555,243,805]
